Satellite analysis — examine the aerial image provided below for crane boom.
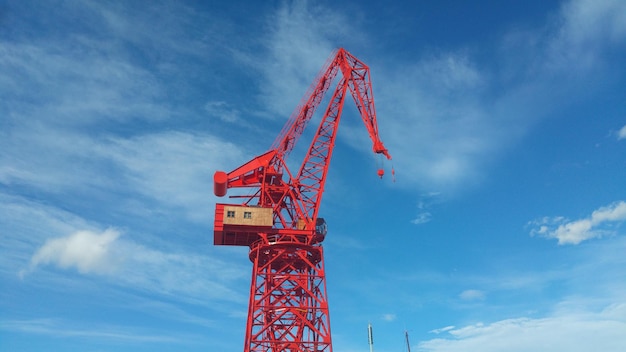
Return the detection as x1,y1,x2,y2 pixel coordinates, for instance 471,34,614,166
214,48,391,240
270,49,391,162
212,48,391,352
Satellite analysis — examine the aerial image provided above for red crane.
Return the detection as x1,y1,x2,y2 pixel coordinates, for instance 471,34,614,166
213,48,392,352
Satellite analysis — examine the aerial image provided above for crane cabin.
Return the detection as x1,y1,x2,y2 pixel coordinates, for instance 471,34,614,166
214,204,273,246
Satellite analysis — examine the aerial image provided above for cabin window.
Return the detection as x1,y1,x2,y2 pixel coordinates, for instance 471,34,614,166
227,210,235,218
244,211,252,219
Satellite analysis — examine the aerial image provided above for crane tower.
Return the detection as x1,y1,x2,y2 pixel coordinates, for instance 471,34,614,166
213,48,391,352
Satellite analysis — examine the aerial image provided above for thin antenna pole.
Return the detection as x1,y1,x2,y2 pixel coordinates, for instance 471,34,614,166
405,330,411,352
368,323,374,352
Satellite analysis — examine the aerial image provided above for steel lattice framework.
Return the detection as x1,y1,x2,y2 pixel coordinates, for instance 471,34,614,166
213,48,391,352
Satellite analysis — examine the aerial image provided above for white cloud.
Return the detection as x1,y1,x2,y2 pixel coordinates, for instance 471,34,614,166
20,225,248,303
111,240,247,303
256,0,613,195
418,303,626,352
1,25,169,195
0,1,248,219
0,318,182,343
373,54,491,192
529,201,626,245
259,2,353,117
459,289,486,301
368,0,626,194
382,313,396,322
412,192,442,224
204,101,241,123
2,195,248,305
429,326,455,335
1,126,244,223
556,0,626,61
591,201,626,222
104,131,245,222
411,212,432,225
618,125,626,140
26,228,121,275
1,0,255,314
416,234,626,351
0,40,167,126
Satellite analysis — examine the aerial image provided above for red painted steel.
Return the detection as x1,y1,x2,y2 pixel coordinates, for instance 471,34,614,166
214,171,228,197
213,48,391,352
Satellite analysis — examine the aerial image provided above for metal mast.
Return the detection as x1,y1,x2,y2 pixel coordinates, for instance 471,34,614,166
368,323,374,352
212,48,391,352
405,331,411,352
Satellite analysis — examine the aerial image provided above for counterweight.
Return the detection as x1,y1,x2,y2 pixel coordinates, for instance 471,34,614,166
213,48,391,352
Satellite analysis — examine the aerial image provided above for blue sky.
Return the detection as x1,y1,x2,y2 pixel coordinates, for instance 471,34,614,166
1,0,625,351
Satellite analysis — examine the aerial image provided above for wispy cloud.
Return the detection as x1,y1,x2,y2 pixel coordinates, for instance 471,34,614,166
1,39,168,126
103,131,245,222
382,313,397,322
0,194,97,277
459,289,486,301
411,192,442,224
259,2,354,117
204,101,242,124
552,0,626,70
413,233,626,351
0,318,186,344
618,125,626,140
418,302,626,352
243,0,626,195
20,225,248,304
372,0,625,193
0,0,258,231
411,212,433,225
0,1,257,331
1,126,244,223
1,193,248,306
529,201,626,245
429,325,455,335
